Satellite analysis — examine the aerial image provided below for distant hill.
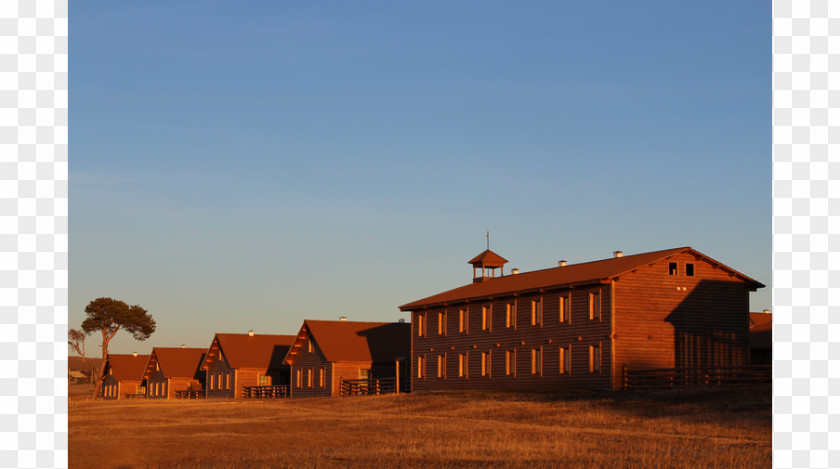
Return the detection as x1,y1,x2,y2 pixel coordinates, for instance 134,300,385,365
69,356,102,375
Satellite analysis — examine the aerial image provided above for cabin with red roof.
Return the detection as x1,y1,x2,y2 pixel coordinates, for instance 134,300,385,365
283,320,411,398
143,347,206,399
400,247,765,391
101,353,149,400
201,332,295,398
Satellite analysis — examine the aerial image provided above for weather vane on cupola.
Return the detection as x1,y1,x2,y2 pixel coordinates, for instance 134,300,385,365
469,231,508,283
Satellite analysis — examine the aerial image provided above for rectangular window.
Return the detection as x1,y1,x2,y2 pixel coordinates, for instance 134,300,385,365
417,355,424,379
589,344,601,373
669,262,678,275
481,306,489,331
258,374,269,386
307,369,312,388
209,375,215,391
437,354,444,378
458,353,466,378
531,298,542,326
559,295,570,323
226,374,231,390
589,291,601,321
560,346,570,375
296,369,302,388
459,308,467,333
481,352,488,377
685,263,695,276
505,350,515,376
417,313,425,337
506,302,516,329
308,339,313,353
531,348,542,375
438,311,445,335
319,368,325,388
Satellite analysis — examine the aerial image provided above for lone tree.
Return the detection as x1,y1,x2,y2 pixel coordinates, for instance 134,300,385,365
79,297,156,400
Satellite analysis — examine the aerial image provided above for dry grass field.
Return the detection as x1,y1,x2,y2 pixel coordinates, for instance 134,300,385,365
69,385,770,469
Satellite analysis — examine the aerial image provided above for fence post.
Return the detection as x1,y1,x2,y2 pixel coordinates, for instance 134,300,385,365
622,365,628,389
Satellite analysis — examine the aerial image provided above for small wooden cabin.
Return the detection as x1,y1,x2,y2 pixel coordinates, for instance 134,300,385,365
68,356,101,385
101,353,149,400
283,320,411,398
201,332,296,399
749,312,772,365
400,247,765,391
143,347,206,399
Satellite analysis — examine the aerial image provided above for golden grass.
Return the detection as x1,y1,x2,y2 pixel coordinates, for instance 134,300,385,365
69,386,770,469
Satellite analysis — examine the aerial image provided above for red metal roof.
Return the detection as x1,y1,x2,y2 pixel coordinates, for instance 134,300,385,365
468,249,508,267
202,333,296,370
143,347,206,381
400,247,764,310
285,320,410,365
104,354,149,382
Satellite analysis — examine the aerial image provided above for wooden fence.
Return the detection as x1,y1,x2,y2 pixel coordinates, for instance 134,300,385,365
339,378,400,396
241,385,289,399
174,390,205,399
622,365,772,390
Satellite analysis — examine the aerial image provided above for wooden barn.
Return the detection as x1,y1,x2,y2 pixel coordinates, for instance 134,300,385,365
400,247,765,391
143,347,206,399
283,320,411,397
201,331,295,399
101,353,149,399
749,311,772,365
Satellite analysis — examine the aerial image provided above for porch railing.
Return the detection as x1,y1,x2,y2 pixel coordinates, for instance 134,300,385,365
241,385,289,399
174,390,205,399
622,365,772,390
339,378,398,396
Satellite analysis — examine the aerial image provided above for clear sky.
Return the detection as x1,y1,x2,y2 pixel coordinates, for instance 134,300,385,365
70,1,770,355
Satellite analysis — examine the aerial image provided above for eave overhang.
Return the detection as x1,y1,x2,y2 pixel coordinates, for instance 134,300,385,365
399,278,610,312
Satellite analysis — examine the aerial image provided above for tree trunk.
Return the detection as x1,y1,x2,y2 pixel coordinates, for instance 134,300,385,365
91,330,114,400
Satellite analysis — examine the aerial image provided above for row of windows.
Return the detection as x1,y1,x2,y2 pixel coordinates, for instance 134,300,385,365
148,381,167,397
416,344,600,379
417,290,602,337
208,372,232,391
295,368,327,389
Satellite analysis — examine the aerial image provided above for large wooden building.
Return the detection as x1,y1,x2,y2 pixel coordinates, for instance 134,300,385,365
143,347,206,399
101,353,149,400
283,320,410,397
200,332,295,398
749,311,772,365
400,247,764,391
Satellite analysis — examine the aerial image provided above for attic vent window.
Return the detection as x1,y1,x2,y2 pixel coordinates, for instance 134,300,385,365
685,263,695,276
669,262,678,275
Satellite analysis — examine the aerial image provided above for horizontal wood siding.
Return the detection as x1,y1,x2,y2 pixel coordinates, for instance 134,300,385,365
236,369,267,397
102,377,142,400
411,286,613,391
206,359,236,399
332,362,373,397
146,371,168,399
289,339,333,398
613,253,751,389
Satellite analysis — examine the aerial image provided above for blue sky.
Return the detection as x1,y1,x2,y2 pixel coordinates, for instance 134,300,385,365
70,1,770,354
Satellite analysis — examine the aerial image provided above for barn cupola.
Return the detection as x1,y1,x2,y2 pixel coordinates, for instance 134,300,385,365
468,249,508,283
